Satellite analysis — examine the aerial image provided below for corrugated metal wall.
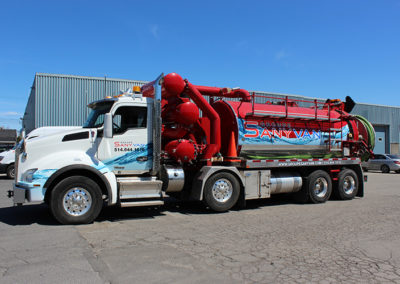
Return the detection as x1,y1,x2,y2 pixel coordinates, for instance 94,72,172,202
22,73,400,151
352,103,400,143
22,81,36,132
23,73,146,132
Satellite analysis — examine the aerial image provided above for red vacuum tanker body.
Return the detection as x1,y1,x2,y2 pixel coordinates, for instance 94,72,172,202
157,73,374,164
9,72,375,225
142,72,374,213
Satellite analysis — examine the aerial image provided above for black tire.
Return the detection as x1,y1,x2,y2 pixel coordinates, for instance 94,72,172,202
335,169,358,200
381,164,390,173
203,172,240,212
306,170,332,203
50,176,103,225
396,170,400,174
6,164,15,179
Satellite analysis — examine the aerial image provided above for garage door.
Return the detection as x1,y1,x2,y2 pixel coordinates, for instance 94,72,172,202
373,125,387,154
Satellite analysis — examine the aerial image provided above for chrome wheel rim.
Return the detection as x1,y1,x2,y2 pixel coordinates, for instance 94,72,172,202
212,179,233,203
63,187,92,216
314,177,328,198
343,176,355,195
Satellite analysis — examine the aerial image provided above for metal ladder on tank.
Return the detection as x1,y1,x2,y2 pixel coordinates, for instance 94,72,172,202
327,102,344,154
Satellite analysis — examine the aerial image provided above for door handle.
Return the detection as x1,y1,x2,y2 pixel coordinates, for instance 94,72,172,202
136,156,148,162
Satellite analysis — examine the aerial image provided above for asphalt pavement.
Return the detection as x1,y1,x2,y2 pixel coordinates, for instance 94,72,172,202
0,172,400,283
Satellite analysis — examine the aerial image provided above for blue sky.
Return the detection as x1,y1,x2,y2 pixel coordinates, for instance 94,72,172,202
0,0,399,130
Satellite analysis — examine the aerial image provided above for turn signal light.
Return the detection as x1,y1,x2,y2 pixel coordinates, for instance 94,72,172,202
133,86,141,93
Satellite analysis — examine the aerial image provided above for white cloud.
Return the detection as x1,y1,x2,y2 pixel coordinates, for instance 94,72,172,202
275,50,289,60
150,24,159,39
0,111,21,117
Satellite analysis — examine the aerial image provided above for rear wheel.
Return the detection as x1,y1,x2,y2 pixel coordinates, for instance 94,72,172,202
203,172,240,212
6,164,15,179
381,164,390,173
306,170,332,203
396,170,400,174
335,169,358,200
50,176,103,224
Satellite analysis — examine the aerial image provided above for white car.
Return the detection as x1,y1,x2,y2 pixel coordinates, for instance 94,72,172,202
0,148,15,179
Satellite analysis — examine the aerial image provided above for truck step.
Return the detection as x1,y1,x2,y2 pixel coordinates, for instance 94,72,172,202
120,200,164,208
118,176,163,200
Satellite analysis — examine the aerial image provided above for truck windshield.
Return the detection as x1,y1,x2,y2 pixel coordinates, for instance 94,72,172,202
83,102,113,128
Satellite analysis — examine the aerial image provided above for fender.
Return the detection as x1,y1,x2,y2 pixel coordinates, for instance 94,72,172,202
43,164,115,205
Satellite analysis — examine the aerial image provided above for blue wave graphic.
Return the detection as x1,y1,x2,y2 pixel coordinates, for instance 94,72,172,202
18,169,58,193
32,169,57,180
99,143,153,171
238,119,349,146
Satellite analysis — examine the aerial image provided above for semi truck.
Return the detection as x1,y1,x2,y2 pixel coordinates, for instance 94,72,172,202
9,73,375,224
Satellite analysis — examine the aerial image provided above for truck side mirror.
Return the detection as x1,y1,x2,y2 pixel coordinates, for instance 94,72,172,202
104,113,113,138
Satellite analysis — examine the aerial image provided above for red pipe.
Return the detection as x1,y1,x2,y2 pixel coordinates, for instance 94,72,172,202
186,82,221,159
193,85,251,102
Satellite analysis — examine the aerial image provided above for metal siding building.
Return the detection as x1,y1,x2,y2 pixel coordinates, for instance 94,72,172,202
23,73,147,132
23,73,400,154
352,103,400,154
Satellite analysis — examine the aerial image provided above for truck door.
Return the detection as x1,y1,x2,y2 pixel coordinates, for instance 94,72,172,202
97,103,152,174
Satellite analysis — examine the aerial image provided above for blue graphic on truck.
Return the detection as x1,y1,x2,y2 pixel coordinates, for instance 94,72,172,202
238,119,349,146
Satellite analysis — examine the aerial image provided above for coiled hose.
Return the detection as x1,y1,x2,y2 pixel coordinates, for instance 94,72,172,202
354,114,376,150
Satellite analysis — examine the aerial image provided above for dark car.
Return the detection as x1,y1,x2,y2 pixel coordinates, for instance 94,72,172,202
362,154,400,173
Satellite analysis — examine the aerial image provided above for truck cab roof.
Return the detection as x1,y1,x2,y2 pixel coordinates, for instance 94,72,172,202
88,93,148,108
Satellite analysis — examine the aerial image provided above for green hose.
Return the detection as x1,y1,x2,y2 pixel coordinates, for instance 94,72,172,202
354,114,375,150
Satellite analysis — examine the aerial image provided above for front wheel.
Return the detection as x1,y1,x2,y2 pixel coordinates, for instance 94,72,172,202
6,164,15,179
203,172,240,212
50,176,103,224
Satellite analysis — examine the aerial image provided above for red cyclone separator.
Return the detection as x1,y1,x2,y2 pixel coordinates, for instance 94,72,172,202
186,82,221,159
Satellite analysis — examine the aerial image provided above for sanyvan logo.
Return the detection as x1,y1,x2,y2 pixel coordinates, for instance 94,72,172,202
244,121,321,139
114,142,133,147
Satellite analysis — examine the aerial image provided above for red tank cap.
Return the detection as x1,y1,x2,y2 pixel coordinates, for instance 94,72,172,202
163,73,185,97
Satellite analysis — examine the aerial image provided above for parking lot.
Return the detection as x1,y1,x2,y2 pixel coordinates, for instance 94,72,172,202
0,172,400,283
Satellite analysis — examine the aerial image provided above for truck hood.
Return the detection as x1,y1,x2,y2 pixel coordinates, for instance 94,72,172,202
25,127,96,147
26,126,82,140
17,127,99,184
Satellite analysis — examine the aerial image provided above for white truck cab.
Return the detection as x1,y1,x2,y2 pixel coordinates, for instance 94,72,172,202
11,77,163,224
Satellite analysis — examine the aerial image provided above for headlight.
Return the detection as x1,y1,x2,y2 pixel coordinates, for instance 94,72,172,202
22,168,38,183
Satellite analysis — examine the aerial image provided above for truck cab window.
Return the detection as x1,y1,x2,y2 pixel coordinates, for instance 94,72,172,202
113,106,147,135
83,102,113,128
